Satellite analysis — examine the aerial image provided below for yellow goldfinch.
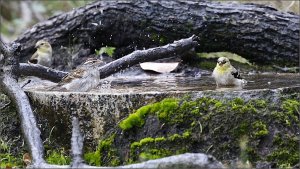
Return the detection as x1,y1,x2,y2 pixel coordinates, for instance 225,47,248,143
212,57,247,87
29,40,52,67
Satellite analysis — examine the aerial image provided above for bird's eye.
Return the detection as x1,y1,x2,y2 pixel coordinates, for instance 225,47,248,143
40,43,44,45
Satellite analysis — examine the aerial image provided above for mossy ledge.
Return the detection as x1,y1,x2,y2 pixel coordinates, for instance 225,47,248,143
84,96,300,168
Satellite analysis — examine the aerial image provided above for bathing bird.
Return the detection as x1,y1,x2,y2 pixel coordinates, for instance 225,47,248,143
212,57,247,87
29,40,52,67
56,58,104,92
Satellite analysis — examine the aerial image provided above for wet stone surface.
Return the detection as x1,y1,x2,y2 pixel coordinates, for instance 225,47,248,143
25,73,300,148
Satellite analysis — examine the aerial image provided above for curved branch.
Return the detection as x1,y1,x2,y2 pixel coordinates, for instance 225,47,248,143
19,63,67,82
98,35,199,79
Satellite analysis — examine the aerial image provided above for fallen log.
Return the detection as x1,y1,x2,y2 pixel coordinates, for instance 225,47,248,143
14,0,299,66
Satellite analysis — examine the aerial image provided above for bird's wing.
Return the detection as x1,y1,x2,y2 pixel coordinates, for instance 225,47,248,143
59,68,85,84
29,52,39,64
230,66,242,79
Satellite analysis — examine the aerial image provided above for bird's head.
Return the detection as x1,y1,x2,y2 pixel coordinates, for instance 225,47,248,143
83,58,104,67
217,57,230,67
35,40,52,53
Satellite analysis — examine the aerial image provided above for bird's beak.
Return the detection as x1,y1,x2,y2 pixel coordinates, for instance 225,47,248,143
218,61,226,66
34,44,39,49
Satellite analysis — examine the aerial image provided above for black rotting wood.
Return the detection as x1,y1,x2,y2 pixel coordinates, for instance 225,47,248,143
14,0,299,66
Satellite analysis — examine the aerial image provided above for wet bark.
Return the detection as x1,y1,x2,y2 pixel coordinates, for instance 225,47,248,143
14,0,299,65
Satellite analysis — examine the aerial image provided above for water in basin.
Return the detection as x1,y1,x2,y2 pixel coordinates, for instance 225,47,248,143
93,73,300,94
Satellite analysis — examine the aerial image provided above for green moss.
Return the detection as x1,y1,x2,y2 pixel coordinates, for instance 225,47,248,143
0,153,22,168
241,104,257,114
139,149,172,161
252,121,269,138
46,148,71,165
232,98,245,105
233,120,269,139
253,100,267,108
119,98,178,131
0,138,23,168
131,136,165,151
267,134,300,167
234,122,250,137
130,132,191,163
155,137,166,143
95,46,116,57
169,134,181,142
282,99,300,113
271,111,291,126
267,149,299,167
182,131,191,139
84,134,120,166
281,99,300,122
119,104,151,131
140,137,155,146
107,96,300,166
84,151,101,166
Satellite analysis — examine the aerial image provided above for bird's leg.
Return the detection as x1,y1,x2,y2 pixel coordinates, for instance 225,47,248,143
21,79,31,88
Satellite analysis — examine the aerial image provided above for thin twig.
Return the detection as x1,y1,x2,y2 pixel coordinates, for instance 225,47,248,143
0,101,11,110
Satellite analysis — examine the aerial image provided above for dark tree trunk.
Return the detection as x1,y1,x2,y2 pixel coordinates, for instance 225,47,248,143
15,0,299,66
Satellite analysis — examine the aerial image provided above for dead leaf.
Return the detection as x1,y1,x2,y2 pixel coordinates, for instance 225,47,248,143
140,62,179,73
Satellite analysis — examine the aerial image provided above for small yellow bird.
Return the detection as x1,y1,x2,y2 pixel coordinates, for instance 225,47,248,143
212,57,247,87
29,40,52,67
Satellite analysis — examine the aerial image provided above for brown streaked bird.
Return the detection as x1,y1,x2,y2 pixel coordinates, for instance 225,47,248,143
57,58,104,92
29,40,52,67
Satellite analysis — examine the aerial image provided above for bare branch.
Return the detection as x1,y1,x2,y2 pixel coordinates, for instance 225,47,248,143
19,63,67,82
98,35,199,79
70,116,85,168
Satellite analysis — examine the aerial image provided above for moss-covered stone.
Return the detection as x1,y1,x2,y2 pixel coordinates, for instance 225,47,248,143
93,96,300,167
267,134,300,168
84,134,120,166
119,98,178,131
129,131,191,163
